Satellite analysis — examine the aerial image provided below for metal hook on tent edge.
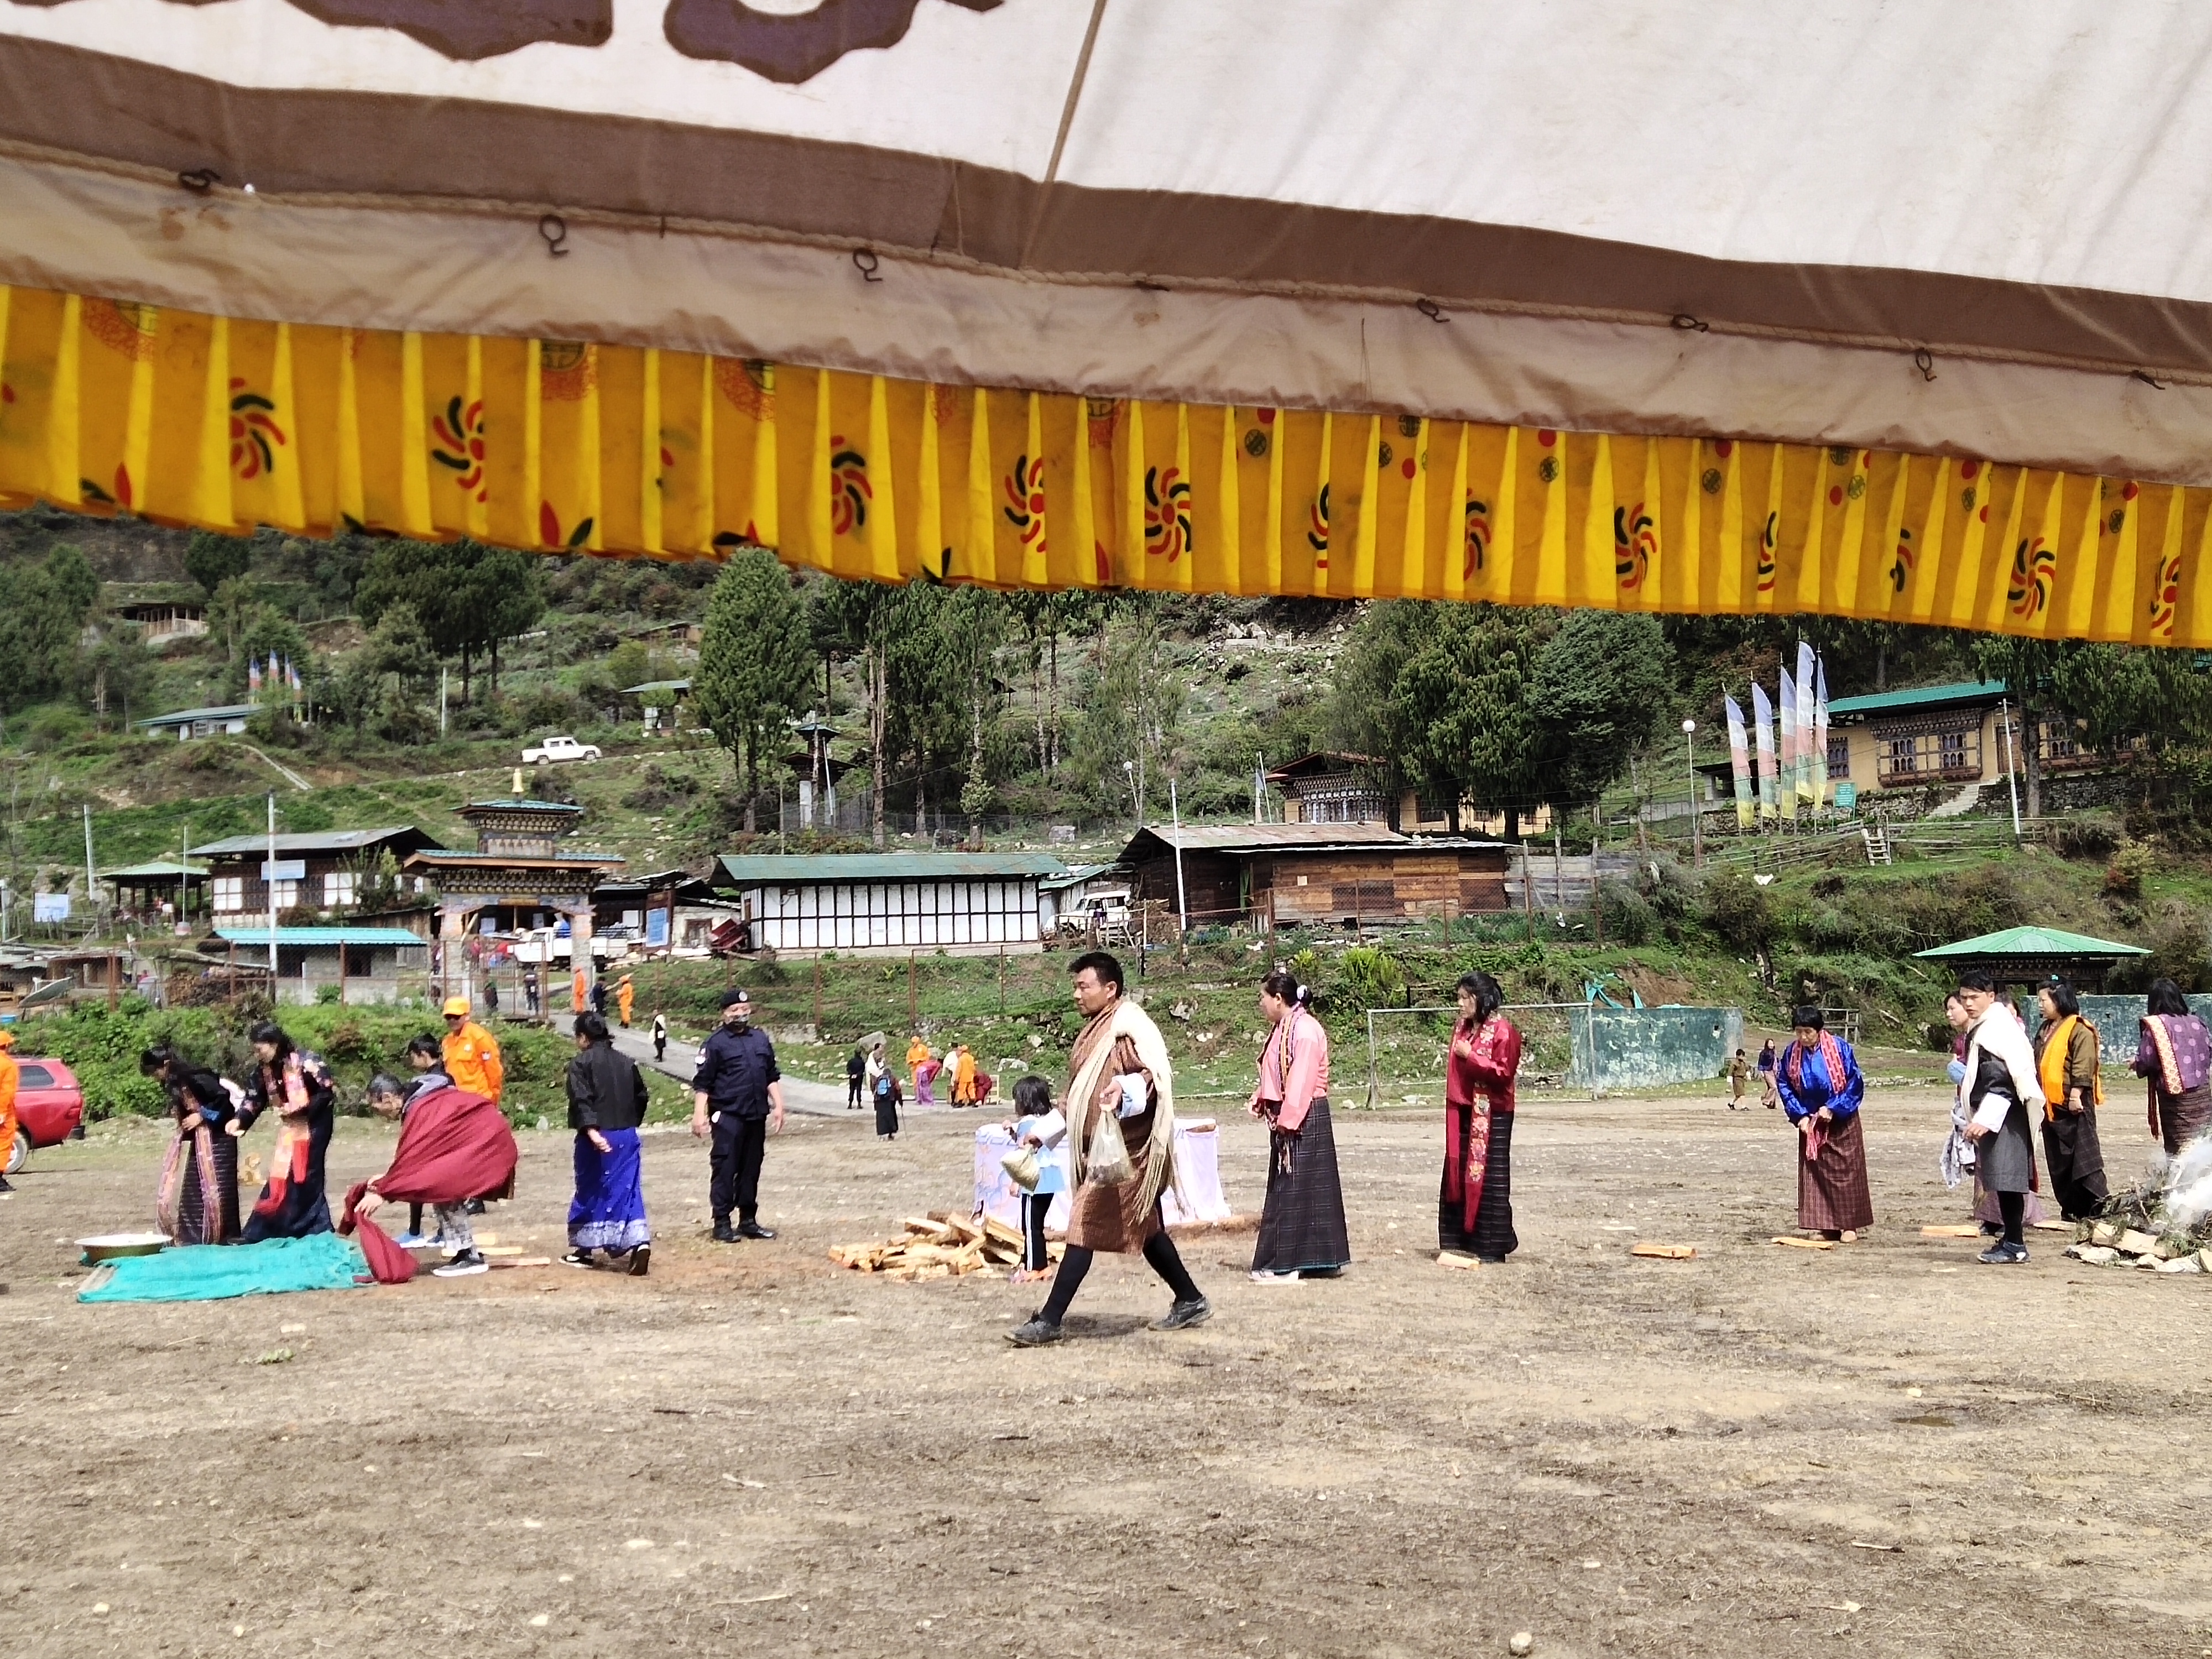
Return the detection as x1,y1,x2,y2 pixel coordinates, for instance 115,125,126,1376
1913,348,1937,383
853,247,882,283
539,214,569,257
177,168,219,194
1415,298,1448,324
2132,369,2167,390
1670,313,1708,333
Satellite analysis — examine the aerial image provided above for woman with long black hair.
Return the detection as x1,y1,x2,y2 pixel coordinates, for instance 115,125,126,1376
1441,971,1522,1262
143,1043,241,1245
1246,969,1350,1282
235,1020,339,1241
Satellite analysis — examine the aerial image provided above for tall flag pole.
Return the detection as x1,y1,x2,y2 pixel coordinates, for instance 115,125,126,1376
1794,639,1818,804
1724,693,1755,829
1812,654,1830,809
1777,665,1799,822
1751,681,1778,823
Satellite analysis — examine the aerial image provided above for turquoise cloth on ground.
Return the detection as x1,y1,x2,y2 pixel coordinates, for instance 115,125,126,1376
78,1233,368,1303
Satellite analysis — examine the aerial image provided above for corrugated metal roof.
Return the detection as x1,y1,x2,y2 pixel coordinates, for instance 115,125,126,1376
138,703,257,726
102,860,208,879
213,927,428,947
715,852,1068,885
1914,925,2148,959
190,826,439,857
1126,823,1408,853
1827,679,2008,718
1039,863,1115,889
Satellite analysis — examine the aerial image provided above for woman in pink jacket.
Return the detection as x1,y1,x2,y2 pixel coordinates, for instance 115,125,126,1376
1246,970,1350,1282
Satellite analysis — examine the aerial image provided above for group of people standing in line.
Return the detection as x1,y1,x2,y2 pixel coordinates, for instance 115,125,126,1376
1758,970,2212,1266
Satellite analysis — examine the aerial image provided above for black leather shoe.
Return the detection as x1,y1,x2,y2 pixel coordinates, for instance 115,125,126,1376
737,1222,776,1240
712,1223,738,1243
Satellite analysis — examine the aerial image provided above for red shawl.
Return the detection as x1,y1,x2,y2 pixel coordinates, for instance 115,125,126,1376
1785,1030,1848,1094
340,1086,519,1285
1444,1015,1522,1234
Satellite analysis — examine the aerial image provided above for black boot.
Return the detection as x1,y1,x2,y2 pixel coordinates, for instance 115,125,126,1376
712,1222,739,1244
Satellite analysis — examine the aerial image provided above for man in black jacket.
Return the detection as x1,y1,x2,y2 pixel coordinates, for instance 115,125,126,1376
691,989,785,1243
566,1011,654,1275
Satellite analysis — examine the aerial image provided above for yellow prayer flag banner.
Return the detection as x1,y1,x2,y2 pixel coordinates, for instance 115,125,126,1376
0,284,2199,646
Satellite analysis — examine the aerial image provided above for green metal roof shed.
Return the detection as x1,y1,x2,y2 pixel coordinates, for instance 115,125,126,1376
1914,924,2149,984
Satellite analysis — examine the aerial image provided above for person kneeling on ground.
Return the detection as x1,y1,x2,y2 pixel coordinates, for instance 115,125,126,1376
567,1012,654,1275
1006,952,1208,1345
343,1073,520,1281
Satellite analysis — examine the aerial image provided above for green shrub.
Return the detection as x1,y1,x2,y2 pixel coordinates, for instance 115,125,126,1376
1595,880,1653,946
1699,868,1775,952
2050,813,2124,860
2104,842,2155,900
1334,946,1406,1010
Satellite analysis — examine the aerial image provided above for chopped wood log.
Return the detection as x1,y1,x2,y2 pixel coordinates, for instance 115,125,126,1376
1435,1251,1483,1271
1773,1236,1836,1251
488,1256,554,1269
1920,1225,1982,1238
1629,1242,1696,1260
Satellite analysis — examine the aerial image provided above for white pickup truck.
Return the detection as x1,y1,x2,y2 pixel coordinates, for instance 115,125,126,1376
522,734,603,765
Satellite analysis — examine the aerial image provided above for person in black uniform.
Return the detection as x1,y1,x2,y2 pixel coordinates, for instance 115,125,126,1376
845,1044,867,1111
692,988,786,1243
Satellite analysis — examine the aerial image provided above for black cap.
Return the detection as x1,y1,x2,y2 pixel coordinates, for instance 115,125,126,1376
719,988,752,1009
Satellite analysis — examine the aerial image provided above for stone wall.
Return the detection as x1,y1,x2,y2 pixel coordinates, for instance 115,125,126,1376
2074,994,2212,1065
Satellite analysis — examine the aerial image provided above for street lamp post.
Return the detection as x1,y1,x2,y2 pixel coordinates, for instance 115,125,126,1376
1682,718,1702,868
1123,759,1139,830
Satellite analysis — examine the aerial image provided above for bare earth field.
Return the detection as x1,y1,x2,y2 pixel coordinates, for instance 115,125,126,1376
3,1088,2209,1659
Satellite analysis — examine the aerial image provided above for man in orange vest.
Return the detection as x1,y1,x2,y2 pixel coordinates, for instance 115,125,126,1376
0,1029,18,1194
441,997,504,1104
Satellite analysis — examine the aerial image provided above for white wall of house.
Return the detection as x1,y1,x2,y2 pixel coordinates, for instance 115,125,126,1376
736,878,1044,954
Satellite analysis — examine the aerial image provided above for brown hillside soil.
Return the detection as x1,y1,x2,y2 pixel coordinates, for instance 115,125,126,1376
1,1092,2201,1657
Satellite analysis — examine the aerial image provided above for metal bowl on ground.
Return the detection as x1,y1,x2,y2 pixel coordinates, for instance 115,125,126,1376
77,1232,170,1265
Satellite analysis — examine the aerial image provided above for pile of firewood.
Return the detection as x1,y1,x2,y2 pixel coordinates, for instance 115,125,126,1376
830,1212,1062,1281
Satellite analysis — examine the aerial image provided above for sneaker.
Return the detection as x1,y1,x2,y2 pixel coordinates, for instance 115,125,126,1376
1152,1296,1212,1332
392,1232,430,1249
711,1223,739,1244
0,1175,13,1193
625,1244,651,1277
737,1222,777,1240
433,1250,489,1277
1977,1241,2028,1265
464,1198,487,1216
1249,1269,1302,1285
1005,1316,1065,1347
561,1249,593,1268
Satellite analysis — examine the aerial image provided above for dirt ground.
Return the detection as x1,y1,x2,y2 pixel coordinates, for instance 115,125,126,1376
4,1087,2210,1659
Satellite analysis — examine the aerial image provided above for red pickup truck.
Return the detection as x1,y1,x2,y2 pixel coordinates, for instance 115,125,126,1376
7,1057,85,1175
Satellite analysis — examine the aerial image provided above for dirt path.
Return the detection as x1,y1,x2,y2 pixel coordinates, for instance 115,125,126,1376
3,1089,2205,1658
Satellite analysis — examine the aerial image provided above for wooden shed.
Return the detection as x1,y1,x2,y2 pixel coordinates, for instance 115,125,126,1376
1117,826,1511,928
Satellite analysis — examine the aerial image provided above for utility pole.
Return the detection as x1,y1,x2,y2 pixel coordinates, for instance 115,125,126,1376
266,791,279,983
1682,718,1702,868
82,804,98,929
1999,700,2023,842
439,666,449,738
1170,776,1188,935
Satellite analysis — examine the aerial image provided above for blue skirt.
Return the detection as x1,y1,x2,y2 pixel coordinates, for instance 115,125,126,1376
570,1128,651,1253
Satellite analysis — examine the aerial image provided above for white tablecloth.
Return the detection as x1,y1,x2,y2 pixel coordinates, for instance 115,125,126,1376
973,1119,1233,1231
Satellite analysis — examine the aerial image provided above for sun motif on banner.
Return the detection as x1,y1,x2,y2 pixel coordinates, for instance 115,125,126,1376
1003,453,1046,554
2104,479,2138,538
1307,483,1330,565
540,504,594,549
2008,535,2056,619
2151,544,2183,640
430,395,486,500
712,358,776,422
1463,496,1490,578
1144,466,1191,562
1613,499,1655,592
228,379,286,481
828,436,870,535
1888,525,1914,593
1756,510,1779,594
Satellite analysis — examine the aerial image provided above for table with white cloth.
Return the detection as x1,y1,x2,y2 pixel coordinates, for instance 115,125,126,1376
972,1120,1233,1232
